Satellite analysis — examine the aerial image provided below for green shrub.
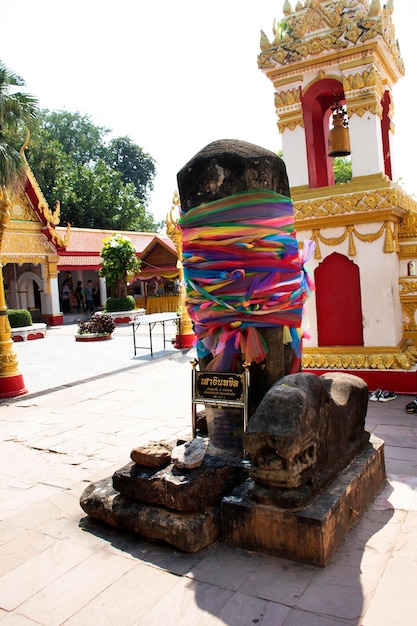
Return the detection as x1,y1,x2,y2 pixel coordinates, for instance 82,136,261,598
105,295,135,312
7,309,33,328
77,313,116,335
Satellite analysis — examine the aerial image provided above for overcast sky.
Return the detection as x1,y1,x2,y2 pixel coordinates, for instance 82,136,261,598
2,0,416,223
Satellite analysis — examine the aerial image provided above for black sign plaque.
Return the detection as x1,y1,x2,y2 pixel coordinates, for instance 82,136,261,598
195,372,244,403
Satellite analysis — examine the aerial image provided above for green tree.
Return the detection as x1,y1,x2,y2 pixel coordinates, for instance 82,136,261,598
0,61,38,189
5,109,160,231
333,156,352,184
99,233,141,298
33,109,109,165
102,136,156,205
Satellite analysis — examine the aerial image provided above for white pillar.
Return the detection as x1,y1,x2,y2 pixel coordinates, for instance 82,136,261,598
26,282,35,308
99,276,107,307
349,113,385,178
43,276,61,315
282,125,310,189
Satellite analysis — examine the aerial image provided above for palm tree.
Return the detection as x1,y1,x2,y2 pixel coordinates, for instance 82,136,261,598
0,61,38,397
0,60,38,189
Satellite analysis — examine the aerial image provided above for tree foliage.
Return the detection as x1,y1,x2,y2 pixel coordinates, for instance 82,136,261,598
99,233,141,298
5,109,161,231
0,61,38,189
333,156,352,184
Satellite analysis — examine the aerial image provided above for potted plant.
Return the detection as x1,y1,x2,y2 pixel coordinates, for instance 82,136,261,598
99,234,143,323
75,313,116,342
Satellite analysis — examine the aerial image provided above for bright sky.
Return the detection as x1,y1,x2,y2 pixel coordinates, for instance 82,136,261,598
2,0,416,223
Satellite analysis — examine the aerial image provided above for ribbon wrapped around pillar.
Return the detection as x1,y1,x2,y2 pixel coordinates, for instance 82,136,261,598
178,188,314,371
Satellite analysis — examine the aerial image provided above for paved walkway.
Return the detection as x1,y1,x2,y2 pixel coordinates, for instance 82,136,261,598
0,323,416,625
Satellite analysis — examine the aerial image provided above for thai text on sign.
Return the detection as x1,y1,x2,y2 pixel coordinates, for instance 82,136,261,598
195,372,244,403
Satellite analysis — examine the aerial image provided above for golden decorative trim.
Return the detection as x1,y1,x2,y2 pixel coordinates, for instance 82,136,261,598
1,254,58,265
274,87,301,108
3,231,57,256
401,298,417,332
347,99,381,118
0,189,11,251
272,74,304,89
293,186,411,221
399,210,417,239
340,55,375,71
259,0,404,76
399,280,417,295
343,67,376,91
310,221,395,259
19,144,68,249
302,343,417,371
47,260,58,279
278,116,305,133
399,245,417,258
291,173,394,202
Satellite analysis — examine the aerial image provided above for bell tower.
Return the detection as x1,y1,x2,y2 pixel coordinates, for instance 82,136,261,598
259,0,417,391
259,0,402,191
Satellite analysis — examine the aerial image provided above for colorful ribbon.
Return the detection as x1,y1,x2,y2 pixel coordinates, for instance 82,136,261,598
178,189,314,371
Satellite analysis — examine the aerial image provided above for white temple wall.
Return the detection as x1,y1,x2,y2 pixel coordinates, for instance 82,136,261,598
299,223,402,349
283,125,309,188
349,113,385,178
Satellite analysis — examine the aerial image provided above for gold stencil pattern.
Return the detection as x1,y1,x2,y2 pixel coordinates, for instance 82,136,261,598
302,344,417,371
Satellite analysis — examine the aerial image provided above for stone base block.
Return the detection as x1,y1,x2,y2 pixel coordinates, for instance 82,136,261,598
221,434,385,567
113,455,248,511
80,477,220,553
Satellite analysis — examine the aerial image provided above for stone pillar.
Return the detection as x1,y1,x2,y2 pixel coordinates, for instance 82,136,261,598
177,139,296,457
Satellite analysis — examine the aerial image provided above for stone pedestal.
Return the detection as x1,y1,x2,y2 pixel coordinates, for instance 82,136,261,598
80,478,221,553
221,434,385,567
80,454,249,553
113,455,248,511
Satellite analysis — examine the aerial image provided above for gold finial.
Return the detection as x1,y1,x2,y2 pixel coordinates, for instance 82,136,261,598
166,190,195,347
19,129,30,156
283,0,293,16
368,0,381,17
166,191,181,252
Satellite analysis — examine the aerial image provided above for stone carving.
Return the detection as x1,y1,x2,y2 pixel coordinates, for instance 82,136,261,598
243,371,370,509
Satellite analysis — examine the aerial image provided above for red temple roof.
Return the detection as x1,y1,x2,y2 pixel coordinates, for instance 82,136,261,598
55,227,176,271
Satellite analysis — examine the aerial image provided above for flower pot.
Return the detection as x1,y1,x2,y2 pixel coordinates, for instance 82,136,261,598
75,333,112,342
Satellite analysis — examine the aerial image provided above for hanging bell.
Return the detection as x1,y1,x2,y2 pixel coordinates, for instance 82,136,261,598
328,103,351,157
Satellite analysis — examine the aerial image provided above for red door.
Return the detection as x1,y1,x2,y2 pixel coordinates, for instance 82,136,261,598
315,252,364,346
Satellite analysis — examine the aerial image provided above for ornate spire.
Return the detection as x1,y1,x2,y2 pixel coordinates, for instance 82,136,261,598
283,0,293,16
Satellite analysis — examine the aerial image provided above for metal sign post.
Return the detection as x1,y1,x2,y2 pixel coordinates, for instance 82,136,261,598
191,359,250,459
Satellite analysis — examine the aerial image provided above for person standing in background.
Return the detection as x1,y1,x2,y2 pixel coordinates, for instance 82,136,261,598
75,280,85,312
61,279,72,314
85,280,95,314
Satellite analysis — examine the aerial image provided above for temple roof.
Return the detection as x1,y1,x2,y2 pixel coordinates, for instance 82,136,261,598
55,227,176,271
259,0,404,77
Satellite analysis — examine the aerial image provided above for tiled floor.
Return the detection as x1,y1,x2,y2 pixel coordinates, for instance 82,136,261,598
0,324,416,625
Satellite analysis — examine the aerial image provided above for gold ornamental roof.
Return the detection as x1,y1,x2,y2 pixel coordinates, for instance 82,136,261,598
259,0,404,77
